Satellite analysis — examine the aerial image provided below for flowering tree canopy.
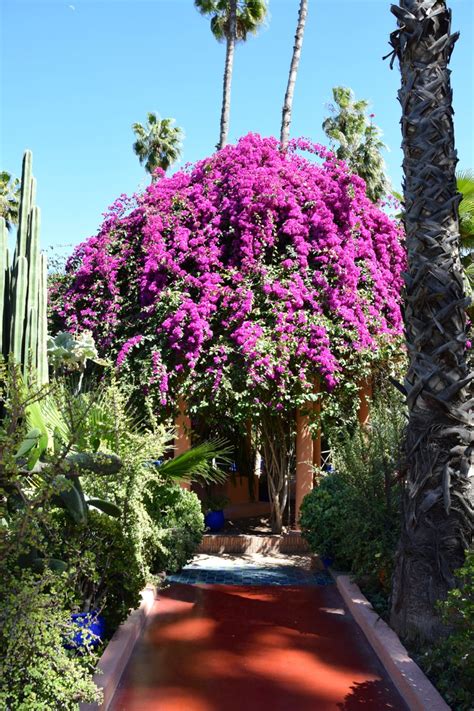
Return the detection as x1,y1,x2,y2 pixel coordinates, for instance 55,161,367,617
56,134,405,421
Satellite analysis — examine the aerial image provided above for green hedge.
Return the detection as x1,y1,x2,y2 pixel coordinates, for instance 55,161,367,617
300,397,404,601
143,482,205,574
421,551,474,711
0,570,101,710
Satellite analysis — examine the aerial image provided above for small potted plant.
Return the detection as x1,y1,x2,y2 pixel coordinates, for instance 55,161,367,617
202,495,229,533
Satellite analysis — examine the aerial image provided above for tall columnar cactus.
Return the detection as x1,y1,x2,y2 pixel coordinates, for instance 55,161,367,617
1,151,48,384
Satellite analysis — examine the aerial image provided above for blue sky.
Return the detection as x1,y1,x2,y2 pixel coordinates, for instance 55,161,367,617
1,0,473,254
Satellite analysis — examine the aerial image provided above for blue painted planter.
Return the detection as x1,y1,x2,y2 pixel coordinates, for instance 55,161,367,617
321,555,334,569
204,509,225,532
66,611,105,651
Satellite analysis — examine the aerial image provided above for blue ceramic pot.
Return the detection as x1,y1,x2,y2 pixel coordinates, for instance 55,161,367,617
204,509,225,532
66,611,106,651
321,555,334,569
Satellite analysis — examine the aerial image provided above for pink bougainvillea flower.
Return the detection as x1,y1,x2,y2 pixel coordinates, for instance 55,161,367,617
54,134,405,414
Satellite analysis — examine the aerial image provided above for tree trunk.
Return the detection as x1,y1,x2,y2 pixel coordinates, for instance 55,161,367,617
260,412,295,533
388,0,474,643
280,0,308,150
218,0,237,150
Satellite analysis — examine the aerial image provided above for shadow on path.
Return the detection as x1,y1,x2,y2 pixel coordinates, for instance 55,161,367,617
111,582,407,711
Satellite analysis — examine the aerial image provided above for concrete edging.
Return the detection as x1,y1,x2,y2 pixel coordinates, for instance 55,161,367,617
80,584,157,711
335,574,450,711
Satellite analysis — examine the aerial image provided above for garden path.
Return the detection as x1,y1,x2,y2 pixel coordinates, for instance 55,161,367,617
110,553,407,711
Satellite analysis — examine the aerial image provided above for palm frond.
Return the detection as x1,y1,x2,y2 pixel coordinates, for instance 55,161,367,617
194,0,218,14
156,439,233,484
132,113,183,175
457,170,474,198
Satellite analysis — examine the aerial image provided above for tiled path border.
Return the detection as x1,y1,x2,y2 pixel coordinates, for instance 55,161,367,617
167,564,332,586
335,574,450,711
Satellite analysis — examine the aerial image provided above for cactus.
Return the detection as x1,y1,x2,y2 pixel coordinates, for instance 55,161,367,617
0,218,8,354
1,151,48,383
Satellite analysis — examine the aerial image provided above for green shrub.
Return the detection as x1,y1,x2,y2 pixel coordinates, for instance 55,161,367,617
0,570,101,710
421,551,474,710
74,380,228,579
300,396,405,598
143,482,205,574
50,510,146,633
299,473,351,567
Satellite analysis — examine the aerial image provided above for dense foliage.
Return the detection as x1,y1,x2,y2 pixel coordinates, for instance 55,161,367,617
56,134,404,422
0,354,219,708
0,364,104,708
300,396,405,607
143,482,205,574
50,510,145,633
323,86,389,203
0,570,101,710
0,170,20,231
421,551,474,711
73,377,223,577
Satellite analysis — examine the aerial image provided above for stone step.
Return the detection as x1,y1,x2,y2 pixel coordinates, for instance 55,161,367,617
198,532,310,555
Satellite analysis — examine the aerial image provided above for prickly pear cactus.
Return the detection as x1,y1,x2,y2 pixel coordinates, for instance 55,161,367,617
1,151,48,383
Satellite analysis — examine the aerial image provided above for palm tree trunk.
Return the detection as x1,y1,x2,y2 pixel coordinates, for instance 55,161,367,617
280,0,308,150
218,0,237,150
388,0,474,643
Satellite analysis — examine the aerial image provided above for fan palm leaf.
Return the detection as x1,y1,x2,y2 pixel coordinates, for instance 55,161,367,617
132,113,184,179
156,439,233,484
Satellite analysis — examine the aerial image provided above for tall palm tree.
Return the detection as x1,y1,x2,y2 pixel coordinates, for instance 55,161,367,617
280,0,308,150
0,171,20,231
388,1,473,642
322,87,389,202
132,113,184,179
195,0,268,150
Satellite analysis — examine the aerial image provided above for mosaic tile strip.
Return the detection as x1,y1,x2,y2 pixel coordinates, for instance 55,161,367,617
167,566,333,587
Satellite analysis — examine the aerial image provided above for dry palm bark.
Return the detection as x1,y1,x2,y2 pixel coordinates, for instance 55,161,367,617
219,0,237,150
388,0,473,642
280,0,308,150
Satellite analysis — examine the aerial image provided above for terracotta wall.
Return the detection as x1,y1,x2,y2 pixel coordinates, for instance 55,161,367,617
224,475,254,504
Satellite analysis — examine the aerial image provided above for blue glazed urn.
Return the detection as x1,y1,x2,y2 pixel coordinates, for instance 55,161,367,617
204,509,225,532
66,611,106,651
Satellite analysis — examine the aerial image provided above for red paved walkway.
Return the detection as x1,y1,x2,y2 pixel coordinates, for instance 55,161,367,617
111,583,407,711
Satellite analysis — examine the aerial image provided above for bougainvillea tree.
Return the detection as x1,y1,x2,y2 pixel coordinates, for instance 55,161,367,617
54,133,405,530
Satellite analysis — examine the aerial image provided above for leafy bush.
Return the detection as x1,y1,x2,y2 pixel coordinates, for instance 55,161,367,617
0,363,130,708
50,510,146,633
70,379,230,577
143,482,205,574
300,396,405,598
299,473,351,567
0,359,224,708
0,569,101,710
420,551,474,710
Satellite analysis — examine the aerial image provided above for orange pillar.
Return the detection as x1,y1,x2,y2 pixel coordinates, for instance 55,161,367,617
175,396,191,489
295,408,314,524
357,376,373,426
312,382,322,473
